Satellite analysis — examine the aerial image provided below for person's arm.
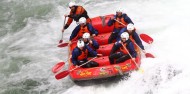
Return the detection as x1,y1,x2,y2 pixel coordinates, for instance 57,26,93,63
107,15,116,26
64,11,74,29
71,48,80,66
132,31,145,50
86,45,97,57
91,39,99,49
69,25,80,41
123,14,134,24
87,24,98,36
127,40,137,58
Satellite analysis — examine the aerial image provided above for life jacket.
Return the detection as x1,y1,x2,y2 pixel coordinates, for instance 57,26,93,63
74,6,91,23
75,6,85,15
67,6,85,25
77,48,88,60
119,43,129,54
69,6,85,17
114,16,128,29
77,25,90,38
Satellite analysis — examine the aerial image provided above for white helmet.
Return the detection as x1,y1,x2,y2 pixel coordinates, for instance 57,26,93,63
79,17,86,24
82,33,90,39
127,23,135,31
116,8,123,13
69,1,76,7
77,40,85,48
120,32,129,40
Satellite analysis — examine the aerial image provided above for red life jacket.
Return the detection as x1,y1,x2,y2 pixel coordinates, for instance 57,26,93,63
67,6,91,25
119,43,129,54
114,17,128,29
77,48,88,60
75,6,91,23
77,25,90,38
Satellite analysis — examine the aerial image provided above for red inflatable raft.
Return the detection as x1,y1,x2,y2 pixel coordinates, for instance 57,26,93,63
68,14,141,81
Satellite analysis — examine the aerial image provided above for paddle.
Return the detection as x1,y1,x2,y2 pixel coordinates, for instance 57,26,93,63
140,34,153,44
52,62,65,73
57,42,69,47
57,40,78,48
134,42,155,58
121,43,144,73
59,16,67,44
55,57,97,80
52,56,73,73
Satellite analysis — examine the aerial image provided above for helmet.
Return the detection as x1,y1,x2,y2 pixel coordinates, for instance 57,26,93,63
77,40,85,48
116,8,123,13
69,1,76,7
120,32,129,40
127,23,135,31
79,17,86,24
82,33,90,39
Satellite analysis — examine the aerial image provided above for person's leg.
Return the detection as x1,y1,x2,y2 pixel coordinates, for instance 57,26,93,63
78,60,88,68
115,54,130,64
86,61,99,68
108,29,120,44
79,60,99,68
109,52,124,64
108,32,117,44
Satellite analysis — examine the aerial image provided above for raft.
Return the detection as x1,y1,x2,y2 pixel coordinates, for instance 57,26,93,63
68,14,141,81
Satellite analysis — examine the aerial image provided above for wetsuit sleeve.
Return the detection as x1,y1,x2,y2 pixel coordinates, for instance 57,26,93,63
87,24,98,35
107,15,116,26
132,31,145,50
123,14,134,24
69,25,80,40
66,11,74,27
92,39,99,49
86,45,97,57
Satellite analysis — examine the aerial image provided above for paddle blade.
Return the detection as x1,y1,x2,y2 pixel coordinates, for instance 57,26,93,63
138,68,144,73
55,71,70,80
59,40,63,43
145,53,155,58
52,62,65,73
140,34,153,44
57,43,69,47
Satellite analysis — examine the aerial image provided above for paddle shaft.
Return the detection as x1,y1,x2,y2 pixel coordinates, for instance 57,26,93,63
114,19,127,27
121,43,140,69
69,57,97,72
133,42,146,53
60,16,67,42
